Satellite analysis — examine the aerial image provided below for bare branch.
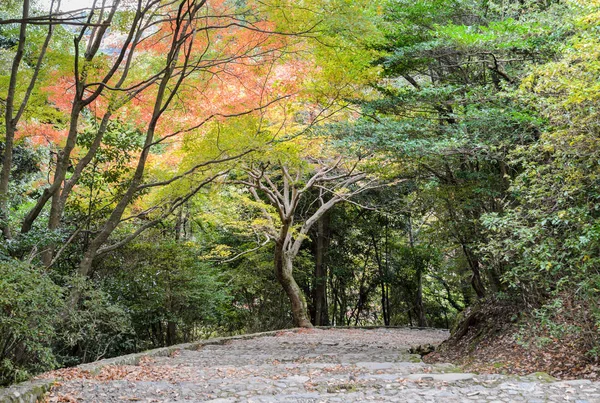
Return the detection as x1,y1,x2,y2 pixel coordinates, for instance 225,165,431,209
96,170,227,255
137,149,253,191
212,233,271,263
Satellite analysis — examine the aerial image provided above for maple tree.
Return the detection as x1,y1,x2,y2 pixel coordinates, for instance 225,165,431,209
2,0,323,287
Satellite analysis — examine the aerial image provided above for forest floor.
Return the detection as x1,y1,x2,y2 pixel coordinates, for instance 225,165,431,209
425,327,600,382
43,328,600,402
425,299,600,381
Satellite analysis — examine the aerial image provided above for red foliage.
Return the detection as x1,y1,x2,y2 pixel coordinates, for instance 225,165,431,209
17,121,67,146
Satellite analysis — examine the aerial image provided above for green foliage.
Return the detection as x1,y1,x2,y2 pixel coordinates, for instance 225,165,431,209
221,247,297,332
481,28,600,300
54,278,134,366
477,4,600,358
0,260,64,386
323,201,462,328
328,0,579,308
65,119,146,225
0,143,45,244
99,241,232,346
77,120,145,185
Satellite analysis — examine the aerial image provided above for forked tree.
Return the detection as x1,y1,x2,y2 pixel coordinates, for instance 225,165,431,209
240,156,377,327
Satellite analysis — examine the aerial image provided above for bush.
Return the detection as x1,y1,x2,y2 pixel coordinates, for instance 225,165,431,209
0,260,64,386
99,241,232,347
53,279,135,367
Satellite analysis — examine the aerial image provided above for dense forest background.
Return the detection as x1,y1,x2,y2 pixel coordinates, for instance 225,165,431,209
1,0,599,386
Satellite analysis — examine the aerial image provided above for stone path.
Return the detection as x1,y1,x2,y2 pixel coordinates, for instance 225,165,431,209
47,328,600,402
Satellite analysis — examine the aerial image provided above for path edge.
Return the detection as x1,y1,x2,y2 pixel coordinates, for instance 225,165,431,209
0,328,303,403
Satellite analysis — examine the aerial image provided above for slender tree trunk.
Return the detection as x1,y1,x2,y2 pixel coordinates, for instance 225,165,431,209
166,321,176,345
380,282,388,325
408,215,427,327
166,268,176,345
331,279,338,326
384,284,391,325
175,206,184,241
1,0,30,239
384,220,391,324
274,244,312,328
0,126,15,239
416,266,427,327
372,233,389,326
313,214,329,326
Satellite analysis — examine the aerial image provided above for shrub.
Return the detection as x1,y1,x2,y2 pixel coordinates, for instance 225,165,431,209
0,260,64,386
53,279,135,367
99,241,232,347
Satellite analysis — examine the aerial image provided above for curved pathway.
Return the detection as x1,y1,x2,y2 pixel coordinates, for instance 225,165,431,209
47,328,600,402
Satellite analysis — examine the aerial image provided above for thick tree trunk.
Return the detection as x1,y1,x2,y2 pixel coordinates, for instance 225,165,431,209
275,245,312,328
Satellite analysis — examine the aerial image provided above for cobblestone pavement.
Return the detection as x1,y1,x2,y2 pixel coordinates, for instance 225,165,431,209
48,328,600,402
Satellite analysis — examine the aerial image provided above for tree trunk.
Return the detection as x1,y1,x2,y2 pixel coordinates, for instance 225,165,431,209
175,205,184,241
1,0,29,240
416,265,427,327
275,245,312,328
166,321,176,345
331,278,338,326
384,218,391,325
372,228,390,326
462,244,486,298
408,215,427,327
312,214,329,326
